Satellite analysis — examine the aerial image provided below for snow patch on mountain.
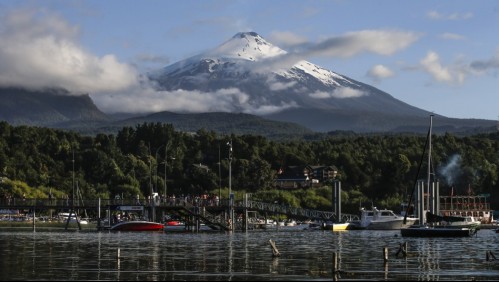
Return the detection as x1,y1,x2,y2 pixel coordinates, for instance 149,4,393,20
206,32,287,61
151,32,355,89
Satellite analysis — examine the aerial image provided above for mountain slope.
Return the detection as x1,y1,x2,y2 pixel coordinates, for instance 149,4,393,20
150,32,495,133
0,87,110,127
113,111,313,137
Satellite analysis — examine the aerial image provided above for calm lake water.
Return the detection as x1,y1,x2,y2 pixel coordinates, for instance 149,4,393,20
1,227,498,281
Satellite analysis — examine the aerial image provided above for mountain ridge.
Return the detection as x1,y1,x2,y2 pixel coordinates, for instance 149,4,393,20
0,31,495,136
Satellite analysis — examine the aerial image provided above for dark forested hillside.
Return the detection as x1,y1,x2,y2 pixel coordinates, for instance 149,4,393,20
0,121,497,213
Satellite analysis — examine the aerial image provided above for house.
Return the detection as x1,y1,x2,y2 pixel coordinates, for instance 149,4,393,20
274,165,338,189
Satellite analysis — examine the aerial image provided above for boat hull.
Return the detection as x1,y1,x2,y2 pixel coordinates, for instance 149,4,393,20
328,222,351,231
367,218,417,230
110,221,164,231
400,225,476,237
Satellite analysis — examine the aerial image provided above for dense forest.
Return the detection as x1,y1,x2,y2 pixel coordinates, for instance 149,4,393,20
0,121,497,214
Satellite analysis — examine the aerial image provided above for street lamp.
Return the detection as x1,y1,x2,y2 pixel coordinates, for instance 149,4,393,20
72,147,75,206
227,140,232,200
155,143,175,199
218,143,221,200
227,139,233,230
162,151,175,199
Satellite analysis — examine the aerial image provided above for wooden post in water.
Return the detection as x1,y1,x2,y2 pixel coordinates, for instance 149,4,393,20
269,239,280,257
117,248,121,270
332,252,338,281
383,247,389,280
32,202,36,232
396,242,408,257
97,198,101,230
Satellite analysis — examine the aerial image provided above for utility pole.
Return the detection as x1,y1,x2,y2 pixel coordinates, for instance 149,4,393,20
218,143,221,200
163,144,175,198
227,139,233,230
72,147,75,205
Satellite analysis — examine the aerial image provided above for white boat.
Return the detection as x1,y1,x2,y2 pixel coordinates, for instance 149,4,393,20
359,207,417,230
425,212,481,229
58,212,88,224
401,115,478,237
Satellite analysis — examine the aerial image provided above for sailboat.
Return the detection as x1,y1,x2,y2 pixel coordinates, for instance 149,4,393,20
400,115,478,237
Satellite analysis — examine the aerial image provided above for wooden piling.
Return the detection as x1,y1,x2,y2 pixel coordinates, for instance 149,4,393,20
490,251,497,260
332,252,338,272
269,239,280,257
396,242,408,257
383,247,389,262
332,252,339,281
486,250,496,261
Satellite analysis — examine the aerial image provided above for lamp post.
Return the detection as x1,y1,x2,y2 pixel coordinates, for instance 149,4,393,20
218,143,221,200
227,140,233,199
154,145,166,194
162,145,175,199
72,147,75,205
155,143,175,198
227,140,233,230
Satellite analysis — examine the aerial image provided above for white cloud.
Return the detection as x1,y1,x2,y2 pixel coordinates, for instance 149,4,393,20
418,51,476,85
246,29,421,74
367,64,394,82
309,87,366,99
427,10,473,20
0,7,138,93
266,75,297,91
420,51,453,83
439,33,466,40
306,29,421,57
93,82,297,115
268,31,308,48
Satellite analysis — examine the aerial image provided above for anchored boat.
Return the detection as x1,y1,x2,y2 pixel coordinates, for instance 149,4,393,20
401,115,478,238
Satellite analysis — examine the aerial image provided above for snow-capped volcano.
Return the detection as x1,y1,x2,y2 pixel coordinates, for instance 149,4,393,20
207,31,287,61
152,31,354,89
149,32,488,132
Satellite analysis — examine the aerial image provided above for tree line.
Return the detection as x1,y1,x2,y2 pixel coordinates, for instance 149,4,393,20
0,121,497,214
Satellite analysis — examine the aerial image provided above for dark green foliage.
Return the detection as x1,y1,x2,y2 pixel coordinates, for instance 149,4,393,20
0,121,497,214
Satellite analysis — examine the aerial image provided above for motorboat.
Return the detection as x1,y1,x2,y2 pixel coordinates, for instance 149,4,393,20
107,205,163,231
359,207,417,230
58,212,88,224
110,220,164,231
323,221,352,231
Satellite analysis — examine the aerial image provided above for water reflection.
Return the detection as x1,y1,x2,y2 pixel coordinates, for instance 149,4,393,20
0,229,498,280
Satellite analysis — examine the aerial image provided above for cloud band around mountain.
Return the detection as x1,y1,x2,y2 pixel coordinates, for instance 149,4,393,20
0,7,138,93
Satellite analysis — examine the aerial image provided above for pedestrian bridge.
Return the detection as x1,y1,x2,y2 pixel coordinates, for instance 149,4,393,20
0,197,359,231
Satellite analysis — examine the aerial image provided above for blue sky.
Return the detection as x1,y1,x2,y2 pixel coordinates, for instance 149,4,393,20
0,0,498,120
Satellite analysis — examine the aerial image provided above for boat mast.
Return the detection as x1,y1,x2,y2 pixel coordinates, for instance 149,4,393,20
426,115,433,219
403,115,431,224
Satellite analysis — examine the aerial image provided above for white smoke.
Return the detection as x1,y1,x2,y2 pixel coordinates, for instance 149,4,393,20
438,154,462,186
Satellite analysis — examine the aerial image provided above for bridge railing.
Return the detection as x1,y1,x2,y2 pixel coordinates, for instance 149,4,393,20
0,198,359,223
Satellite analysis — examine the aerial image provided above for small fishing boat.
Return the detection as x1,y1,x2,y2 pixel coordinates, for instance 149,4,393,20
110,220,164,231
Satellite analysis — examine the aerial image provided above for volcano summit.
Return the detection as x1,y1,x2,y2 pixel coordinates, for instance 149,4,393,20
149,32,493,133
